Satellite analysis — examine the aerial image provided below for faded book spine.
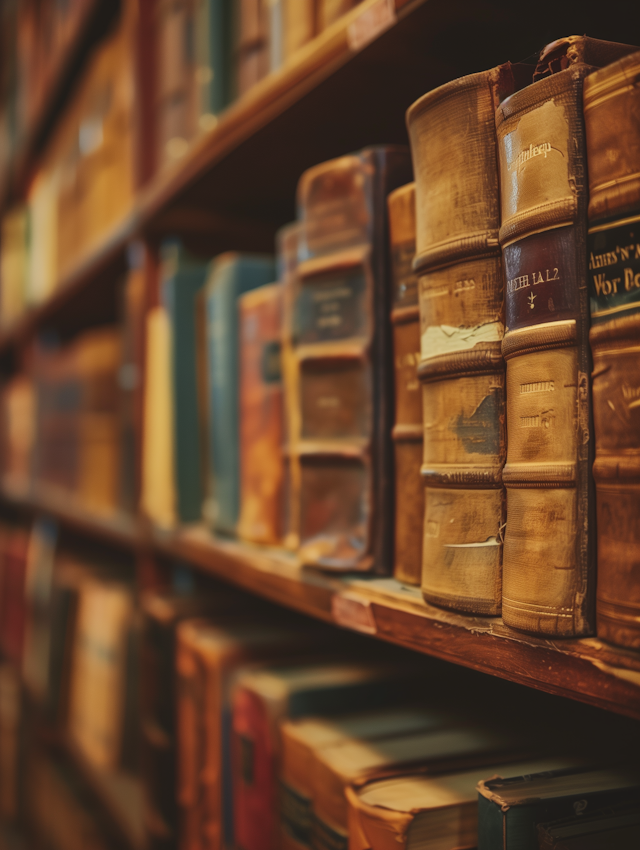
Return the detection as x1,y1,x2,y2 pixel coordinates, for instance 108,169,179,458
497,66,595,636
388,182,423,585
584,52,640,649
407,66,524,615
238,283,285,545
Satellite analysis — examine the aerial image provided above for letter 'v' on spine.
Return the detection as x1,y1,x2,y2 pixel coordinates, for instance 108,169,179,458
406,62,532,615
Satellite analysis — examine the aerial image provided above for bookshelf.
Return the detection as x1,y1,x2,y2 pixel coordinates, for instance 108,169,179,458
2,1,640,847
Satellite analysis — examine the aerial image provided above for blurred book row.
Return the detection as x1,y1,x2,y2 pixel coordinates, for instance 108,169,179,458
0,514,639,850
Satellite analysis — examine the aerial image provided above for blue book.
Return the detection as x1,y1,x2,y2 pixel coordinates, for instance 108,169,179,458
205,253,275,534
161,241,209,523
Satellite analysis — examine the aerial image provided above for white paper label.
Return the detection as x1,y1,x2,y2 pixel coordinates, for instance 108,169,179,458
420,321,504,360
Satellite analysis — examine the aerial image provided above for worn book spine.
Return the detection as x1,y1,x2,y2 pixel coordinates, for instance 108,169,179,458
407,65,529,614
290,147,412,572
238,282,285,545
496,66,595,636
584,50,640,649
387,183,423,585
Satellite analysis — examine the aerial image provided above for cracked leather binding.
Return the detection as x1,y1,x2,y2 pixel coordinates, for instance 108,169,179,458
584,50,640,650
388,183,423,585
288,148,412,572
494,38,637,636
407,63,532,615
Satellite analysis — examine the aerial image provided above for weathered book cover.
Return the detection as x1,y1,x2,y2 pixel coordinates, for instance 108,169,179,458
238,282,285,545
387,183,422,585
290,147,412,572
537,801,640,849
205,253,275,536
407,64,530,613
161,241,209,524
584,50,640,650
496,65,595,636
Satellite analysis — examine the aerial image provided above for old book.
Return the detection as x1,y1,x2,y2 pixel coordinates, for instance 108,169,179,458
67,573,134,770
312,725,514,850
22,517,58,701
407,63,532,614
280,707,447,850
583,50,640,650
205,253,275,535
238,282,285,545
235,0,270,96
142,304,176,528
537,801,640,849
161,241,209,523
477,765,640,850
387,182,422,585
0,663,21,821
495,45,628,636
0,523,29,666
1,373,35,491
290,147,412,571
176,617,331,850
346,757,573,850
194,0,232,130
283,0,315,61
233,661,422,850
120,264,146,516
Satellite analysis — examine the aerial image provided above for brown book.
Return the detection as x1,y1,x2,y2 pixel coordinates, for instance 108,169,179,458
407,64,531,614
289,148,412,572
237,283,285,545
494,41,635,636
537,802,640,850
584,50,640,650
387,183,422,585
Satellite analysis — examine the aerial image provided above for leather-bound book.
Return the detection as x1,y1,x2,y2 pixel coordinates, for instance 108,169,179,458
387,183,422,585
346,757,571,850
161,241,209,523
583,50,640,650
477,765,640,850
205,253,275,536
407,63,531,614
290,147,412,571
238,282,285,545
495,39,638,636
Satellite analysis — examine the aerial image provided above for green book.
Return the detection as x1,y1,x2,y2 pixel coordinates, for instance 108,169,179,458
538,801,640,849
161,240,210,522
477,765,640,850
205,253,275,534
195,0,232,125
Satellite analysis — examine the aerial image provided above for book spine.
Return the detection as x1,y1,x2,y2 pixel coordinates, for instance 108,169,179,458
291,148,411,572
407,68,518,614
584,52,640,649
496,66,595,636
176,625,204,850
388,182,423,585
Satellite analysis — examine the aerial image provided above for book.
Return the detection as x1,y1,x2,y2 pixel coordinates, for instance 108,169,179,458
477,765,640,850
583,50,640,649
67,572,134,770
120,262,146,516
406,63,532,613
537,801,640,849
205,252,275,535
194,0,232,130
233,661,422,850
176,617,331,850
346,757,573,850
237,282,285,545
0,663,21,821
236,0,270,97
0,523,29,666
142,303,176,528
290,147,412,571
312,725,514,850
280,707,448,850
387,182,422,585
494,39,637,636
161,241,210,523
0,373,35,491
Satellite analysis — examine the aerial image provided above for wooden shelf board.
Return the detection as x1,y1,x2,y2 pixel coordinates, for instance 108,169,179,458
3,483,640,719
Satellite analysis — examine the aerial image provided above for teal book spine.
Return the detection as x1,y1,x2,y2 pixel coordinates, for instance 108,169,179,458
196,0,232,120
161,245,209,523
206,254,276,534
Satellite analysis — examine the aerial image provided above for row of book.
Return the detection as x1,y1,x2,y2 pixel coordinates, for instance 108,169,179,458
2,515,639,850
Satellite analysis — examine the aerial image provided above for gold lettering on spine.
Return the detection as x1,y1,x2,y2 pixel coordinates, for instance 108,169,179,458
520,381,554,394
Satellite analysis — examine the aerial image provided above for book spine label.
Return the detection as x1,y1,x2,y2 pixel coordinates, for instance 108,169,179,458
300,357,371,440
294,268,368,345
588,216,640,324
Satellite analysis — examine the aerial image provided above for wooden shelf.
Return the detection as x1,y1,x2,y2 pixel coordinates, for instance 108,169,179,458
3,482,639,721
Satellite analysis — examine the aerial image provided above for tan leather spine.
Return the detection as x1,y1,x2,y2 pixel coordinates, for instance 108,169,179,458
497,66,595,636
388,183,423,584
